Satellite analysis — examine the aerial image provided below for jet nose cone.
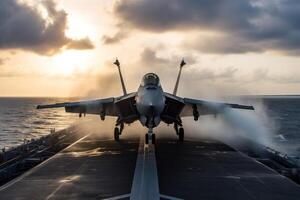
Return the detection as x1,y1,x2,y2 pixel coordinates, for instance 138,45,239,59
145,104,155,114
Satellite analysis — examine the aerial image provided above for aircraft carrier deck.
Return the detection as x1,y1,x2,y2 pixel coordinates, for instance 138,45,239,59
0,131,300,200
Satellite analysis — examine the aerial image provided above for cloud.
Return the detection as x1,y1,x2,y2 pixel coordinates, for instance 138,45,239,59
184,67,239,82
140,48,169,66
0,0,94,55
0,58,5,65
0,57,9,66
112,0,300,54
102,29,128,45
114,0,256,31
83,72,121,98
65,38,94,49
139,47,196,68
137,47,239,91
0,67,13,77
184,34,264,54
251,68,300,84
69,65,127,98
138,47,238,79
252,68,269,82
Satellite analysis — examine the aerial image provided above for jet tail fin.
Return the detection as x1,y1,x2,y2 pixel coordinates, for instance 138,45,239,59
114,58,127,95
173,59,186,95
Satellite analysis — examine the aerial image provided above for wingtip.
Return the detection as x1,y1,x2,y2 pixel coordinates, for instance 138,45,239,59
36,105,46,109
245,105,255,110
243,105,255,110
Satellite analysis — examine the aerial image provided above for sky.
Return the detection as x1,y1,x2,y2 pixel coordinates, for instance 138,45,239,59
1,0,300,97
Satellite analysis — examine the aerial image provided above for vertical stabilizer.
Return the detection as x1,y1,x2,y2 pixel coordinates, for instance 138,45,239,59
173,59,186,95
114,59,127,95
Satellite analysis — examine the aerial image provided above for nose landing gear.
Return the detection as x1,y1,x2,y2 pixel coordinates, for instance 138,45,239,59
174,123,184,142
145,128,156,145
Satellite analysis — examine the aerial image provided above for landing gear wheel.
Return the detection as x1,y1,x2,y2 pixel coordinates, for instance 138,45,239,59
145,134,149,144
151,134,156,145
114,127,120,141
179,127,184,142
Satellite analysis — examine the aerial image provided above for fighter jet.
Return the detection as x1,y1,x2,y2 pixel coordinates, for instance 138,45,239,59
37,59,254,144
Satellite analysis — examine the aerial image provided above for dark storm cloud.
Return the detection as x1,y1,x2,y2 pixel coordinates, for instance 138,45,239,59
185,35,264,54
113,0,300,54
0,0,94,55
114,0,256,31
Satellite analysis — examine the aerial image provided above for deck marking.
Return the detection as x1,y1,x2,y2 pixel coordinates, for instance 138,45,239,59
160,194,184,200
103,193,130,200
130,135,160,200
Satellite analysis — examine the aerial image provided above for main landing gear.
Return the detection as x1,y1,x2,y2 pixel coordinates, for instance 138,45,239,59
178,127,184,142
145,128,156,145
174,123,184,142
114,123,124,141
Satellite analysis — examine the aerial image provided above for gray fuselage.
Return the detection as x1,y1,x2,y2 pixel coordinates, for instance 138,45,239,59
135,73,165,128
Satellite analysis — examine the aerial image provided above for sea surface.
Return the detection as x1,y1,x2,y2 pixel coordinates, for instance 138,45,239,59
0,96,299,157
0,97,78,149
262,96,300,156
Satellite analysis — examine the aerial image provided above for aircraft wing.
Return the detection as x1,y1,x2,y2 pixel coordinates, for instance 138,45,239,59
180,97,254,117
161,93,254,123
37,97,118,117
37,93,139,123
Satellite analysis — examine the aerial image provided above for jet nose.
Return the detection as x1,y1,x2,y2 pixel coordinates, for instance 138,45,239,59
136,89,165,117
144,104,155,116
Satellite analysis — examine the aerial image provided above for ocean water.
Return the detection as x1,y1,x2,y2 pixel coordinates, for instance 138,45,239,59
0,97,299,157
262,96,300,156
0,97,78,149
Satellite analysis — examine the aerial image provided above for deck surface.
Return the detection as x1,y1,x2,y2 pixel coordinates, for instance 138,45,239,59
0,133,300,200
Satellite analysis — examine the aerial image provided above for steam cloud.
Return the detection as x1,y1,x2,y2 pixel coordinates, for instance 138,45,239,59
181,98,282,154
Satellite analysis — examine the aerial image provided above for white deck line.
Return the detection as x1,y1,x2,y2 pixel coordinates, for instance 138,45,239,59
103,193,130,200
130,135,160,200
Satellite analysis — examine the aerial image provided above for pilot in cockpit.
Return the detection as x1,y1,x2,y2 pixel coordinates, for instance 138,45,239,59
141,73,160,87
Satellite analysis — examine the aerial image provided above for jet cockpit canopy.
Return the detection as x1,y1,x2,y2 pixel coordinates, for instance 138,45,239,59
141,73,160,86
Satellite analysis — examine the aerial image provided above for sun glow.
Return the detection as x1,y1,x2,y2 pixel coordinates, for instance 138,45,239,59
51,51,91,76
65,15,97,40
